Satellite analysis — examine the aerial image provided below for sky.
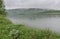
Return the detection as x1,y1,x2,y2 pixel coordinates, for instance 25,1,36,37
3,0,60,10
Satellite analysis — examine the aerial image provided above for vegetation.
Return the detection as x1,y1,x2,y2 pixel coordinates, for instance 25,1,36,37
7,8,60,16
0,0,60,39
0,0,6,15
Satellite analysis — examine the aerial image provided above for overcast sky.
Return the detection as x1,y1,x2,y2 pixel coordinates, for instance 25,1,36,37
3,0,60,10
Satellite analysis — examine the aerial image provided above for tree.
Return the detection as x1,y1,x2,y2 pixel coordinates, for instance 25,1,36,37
0,0,6,15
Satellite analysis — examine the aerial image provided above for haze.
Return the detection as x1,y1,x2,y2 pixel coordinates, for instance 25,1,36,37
4,0,60,10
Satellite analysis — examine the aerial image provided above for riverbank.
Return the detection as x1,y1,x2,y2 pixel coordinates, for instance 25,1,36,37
0,15,60,39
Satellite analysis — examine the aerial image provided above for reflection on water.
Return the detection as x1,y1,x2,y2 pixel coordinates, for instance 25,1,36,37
7,12,60,33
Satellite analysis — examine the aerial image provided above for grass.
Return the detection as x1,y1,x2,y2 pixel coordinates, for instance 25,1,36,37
0,15,60,39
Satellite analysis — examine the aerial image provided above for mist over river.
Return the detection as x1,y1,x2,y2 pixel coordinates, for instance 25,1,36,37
7,9,60,33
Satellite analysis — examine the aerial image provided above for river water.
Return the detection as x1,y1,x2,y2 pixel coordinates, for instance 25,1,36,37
7,10,60,33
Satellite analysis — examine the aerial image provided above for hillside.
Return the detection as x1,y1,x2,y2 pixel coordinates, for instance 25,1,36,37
7,8,60,15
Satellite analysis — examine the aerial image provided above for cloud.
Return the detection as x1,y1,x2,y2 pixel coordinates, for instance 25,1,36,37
4,0,60,10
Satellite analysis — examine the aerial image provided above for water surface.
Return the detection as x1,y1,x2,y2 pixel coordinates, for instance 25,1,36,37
7,10,60,33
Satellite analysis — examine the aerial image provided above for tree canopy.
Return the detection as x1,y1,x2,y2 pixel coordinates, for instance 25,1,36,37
0,0,6,15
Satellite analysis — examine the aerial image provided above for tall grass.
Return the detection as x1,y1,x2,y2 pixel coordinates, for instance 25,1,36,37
0,15,60,39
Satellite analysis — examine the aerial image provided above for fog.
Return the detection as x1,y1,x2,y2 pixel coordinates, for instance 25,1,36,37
4,0,60,10
4,0,60,33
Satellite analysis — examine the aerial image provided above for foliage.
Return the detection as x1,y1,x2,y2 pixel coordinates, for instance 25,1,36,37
0,0,6,15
